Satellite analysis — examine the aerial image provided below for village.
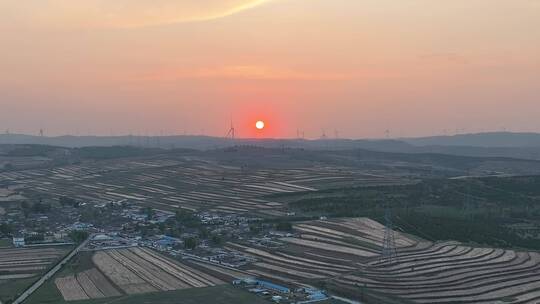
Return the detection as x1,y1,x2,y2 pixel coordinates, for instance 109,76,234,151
0,188,337,304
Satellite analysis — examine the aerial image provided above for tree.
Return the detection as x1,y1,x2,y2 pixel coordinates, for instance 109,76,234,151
20,201,31,217
184,237,198,250
157,223,166,233
80,208,100,222
249,224,262,234
59,196,78,207
199,227,209,239
0,223,13,235
175,210,200,228
143,207,154,220
275,221,293,231
69,230,89,244
211,234,223,245
31,200,51,213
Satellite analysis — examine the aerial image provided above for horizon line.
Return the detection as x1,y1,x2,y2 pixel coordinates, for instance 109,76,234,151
0,130,538,141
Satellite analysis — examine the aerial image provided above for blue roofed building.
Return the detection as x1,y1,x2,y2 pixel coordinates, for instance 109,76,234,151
307,290,327,301
155,235,181,248
256,280,290,293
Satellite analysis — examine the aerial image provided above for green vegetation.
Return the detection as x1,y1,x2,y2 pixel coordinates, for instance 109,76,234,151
32,200,52,213
21,252,94,304
0,277,37,304
285,176,540,250
0,238,12,247
75,146,163,160
0,246,74,304
69,230,89,244
0,223,13,235
20,278,62,304
321,281,414,304
60,251,95,276
25,284,269,304
211,233,223,245
184,236,199,250
175,210,201,228
133,210,210,240
25,249,266,304
275,221,293,231
5,145,59,157
59,196,79,207
143,207,154,220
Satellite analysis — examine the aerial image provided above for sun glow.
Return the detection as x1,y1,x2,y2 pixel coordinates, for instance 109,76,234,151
256,120,265,130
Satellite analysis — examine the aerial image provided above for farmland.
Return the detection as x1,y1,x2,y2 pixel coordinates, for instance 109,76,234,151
4,146,540,303
21,216,540,304
280,176,540,250
0,246,70,303
6,145,535,220
186,217,540,304
190,217,419,285
0,149,408,218
48,247,224,302
28,285,270,304
331,243,540,303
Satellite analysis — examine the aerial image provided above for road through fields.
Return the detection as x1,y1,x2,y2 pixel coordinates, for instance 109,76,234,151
13,236,91,304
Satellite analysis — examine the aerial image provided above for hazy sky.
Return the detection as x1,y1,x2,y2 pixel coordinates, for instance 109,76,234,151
1,0,539,138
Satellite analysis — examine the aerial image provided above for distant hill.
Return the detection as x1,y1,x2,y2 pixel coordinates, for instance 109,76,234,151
403,132,540,148
3,132,540,160
0,133,412,150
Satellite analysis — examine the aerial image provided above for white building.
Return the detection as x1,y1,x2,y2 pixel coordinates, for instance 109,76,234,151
13,236,25,247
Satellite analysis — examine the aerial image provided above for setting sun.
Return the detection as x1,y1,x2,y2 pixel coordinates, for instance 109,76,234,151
255,120,265,130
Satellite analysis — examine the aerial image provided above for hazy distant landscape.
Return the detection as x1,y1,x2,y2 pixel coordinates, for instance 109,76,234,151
2,0,539,303
3,131,540,160
3,136,540,303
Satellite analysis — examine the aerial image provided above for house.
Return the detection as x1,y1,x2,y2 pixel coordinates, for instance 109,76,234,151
93,234,112,241
307,291,327,301
13,236,25,247
54,232,68,240
155,235,181,248
256,280,290,293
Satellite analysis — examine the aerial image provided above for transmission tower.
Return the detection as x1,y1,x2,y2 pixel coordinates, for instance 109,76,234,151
226,119,235,140
379,207,398,264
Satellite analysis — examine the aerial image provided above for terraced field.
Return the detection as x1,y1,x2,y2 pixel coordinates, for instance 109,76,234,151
188,217,540,304
54,247,224,301
0,154,402,217
337,244,540,303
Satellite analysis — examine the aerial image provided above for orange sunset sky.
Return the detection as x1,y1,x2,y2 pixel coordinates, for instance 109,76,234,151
0,0,539,138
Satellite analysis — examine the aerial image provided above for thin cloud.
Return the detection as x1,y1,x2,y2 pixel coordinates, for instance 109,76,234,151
137,65,405,84
141,65,351,81
0,0,271,29
419,53,470,65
